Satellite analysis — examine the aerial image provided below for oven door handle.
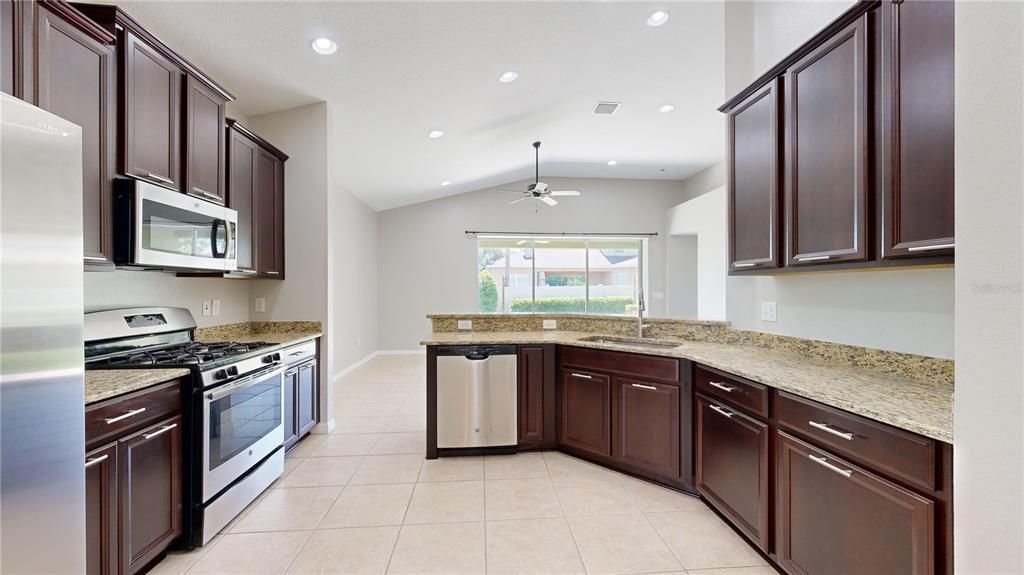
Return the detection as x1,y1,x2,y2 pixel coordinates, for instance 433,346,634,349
206,365,284,402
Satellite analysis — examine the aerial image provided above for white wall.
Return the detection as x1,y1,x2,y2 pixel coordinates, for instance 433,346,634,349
666,187,728,321
953,2,1024,572
331,183,380,370
376,178,690,350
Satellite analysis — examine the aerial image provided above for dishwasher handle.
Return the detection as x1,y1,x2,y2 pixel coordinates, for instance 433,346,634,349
465,353,491,361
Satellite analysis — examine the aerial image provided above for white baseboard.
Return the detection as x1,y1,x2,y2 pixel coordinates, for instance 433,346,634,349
312,419,335,434
332,349,426,383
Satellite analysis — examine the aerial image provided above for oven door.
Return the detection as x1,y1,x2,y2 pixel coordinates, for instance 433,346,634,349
124,179,237,271
202,364,284,501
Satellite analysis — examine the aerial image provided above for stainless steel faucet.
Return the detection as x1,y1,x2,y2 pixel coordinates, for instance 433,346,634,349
637,287,650,337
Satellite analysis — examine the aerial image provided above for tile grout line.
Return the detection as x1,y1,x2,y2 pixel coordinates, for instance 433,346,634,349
545,454,590,575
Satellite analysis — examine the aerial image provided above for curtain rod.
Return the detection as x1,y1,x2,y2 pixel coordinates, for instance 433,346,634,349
465,231,658,237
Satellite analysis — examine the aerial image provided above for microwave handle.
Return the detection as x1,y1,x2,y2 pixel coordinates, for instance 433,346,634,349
226,219,236,261
211,219,227,259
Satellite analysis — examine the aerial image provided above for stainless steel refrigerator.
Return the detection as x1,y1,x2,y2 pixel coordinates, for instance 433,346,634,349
0,93,86,572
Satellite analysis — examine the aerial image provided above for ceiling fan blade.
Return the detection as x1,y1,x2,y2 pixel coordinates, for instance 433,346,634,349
508,196,531,205
497,189,526,193
540,196,558,206
549,190,581,196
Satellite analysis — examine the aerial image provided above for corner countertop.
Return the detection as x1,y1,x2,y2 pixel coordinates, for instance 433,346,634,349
421,331,953,444
85,368,191,405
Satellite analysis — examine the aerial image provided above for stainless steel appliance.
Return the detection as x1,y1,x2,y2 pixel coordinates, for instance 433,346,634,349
84,307,285,547
114,178,238,272
436,345,518,449
0,94,86,572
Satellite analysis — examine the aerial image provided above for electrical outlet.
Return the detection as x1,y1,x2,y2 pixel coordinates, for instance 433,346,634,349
255,297,266,313
543,319,557,330
201,300,211,317
211,299,221,316
457,320,473,330
761,301,777,322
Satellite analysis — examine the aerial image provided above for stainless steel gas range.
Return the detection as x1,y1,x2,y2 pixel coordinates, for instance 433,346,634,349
85,307,286,547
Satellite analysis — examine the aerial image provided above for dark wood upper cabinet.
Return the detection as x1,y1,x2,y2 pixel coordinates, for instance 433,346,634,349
777,431,935,575
559,368,611,457
121,30,182,190
255,146,285,277
879,0,955,259
696,395,770,551
785,16,870,266
729,78,781,271
612,377,681,480
185,74,226,204
27,1,116,265
227,119,287,278
227,124,257,273
85,442,119,575
518,345,556,449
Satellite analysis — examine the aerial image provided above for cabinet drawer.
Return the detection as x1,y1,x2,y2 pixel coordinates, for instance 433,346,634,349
561,346,679,383
695,365,768,418
775,391,936,490
86,380,181,446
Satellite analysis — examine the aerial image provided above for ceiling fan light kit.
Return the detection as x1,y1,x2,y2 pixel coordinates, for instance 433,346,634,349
501,141,583,208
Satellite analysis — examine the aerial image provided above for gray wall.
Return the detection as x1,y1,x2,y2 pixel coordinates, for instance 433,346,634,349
84,271,252,328
331,183,380,371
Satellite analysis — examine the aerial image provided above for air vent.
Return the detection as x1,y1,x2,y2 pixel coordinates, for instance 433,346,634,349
593,101,620,115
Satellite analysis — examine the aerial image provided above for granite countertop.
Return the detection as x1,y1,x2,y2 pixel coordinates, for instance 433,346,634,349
195,321,322,348
85,369,191,405
421,331,954,443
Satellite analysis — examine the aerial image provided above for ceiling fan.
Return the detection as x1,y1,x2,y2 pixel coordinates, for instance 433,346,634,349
501,141,581,206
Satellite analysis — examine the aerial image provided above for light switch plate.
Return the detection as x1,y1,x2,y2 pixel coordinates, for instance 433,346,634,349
543,319,557,329
255,297,266,313
201,300,211,317
761,301,777,322
211,299,221,316
457,320,473,330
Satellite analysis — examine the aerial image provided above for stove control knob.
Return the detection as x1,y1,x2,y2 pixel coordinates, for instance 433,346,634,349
214,369,228,380
227,366,239,377
273,353,282,362
262,354,273,364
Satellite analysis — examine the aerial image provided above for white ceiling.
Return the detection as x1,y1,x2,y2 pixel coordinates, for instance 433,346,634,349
111,1,727,210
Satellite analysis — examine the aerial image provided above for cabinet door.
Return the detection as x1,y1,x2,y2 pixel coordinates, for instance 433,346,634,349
785,16,869,266
227,126,257,272
1,0,14,96
880,0,955,258
122,31,181,190
86,442,119,575
297,360,317,437
696,396,769,550
729,78,781,271
613,377,680,479
559,368,610,457
777,431,935,575
254,148,284,277
185,75,226,204
283,367,299,450
33,3,116,265
518,345,555,448
119,415,182,574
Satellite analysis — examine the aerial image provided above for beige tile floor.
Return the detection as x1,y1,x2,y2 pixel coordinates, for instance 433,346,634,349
152,354,777,575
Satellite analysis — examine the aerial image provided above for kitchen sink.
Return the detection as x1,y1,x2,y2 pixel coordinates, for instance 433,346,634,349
577,335,682,350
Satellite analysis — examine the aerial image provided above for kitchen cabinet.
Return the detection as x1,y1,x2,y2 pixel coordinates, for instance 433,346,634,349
255,146,285,277
559,368,611,457
785,15,869,266
85,442,119,575
121,29,181,190
612,377,680,479
728,78,781,271
227,123,257,272
696,394,769,551
776,431,935,575
185,74,226,204
284,355,318,451
517,345,556,449
879,0,955,259
283,367,299,450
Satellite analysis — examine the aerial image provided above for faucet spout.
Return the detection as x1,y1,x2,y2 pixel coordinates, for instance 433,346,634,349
637,287,647,337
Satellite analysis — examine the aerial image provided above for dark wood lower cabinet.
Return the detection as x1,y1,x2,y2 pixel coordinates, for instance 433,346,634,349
559,368,611,457
518,345,556,449
612,377,680,480
297,360,317,437
85,442,119,575
777,431,935,575
283,367,299,450
120,415,182,574
696,395,770,551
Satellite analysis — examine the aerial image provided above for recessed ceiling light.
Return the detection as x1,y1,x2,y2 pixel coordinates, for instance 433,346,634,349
440,181,451,187
659,104,676,113
498,71,518,83
428,130,444,139
646,10,670,27
310,37,338,55
607,160,618,166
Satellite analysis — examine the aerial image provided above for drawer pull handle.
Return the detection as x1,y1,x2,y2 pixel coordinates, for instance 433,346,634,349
143,423,177,440
84,454,109,468
708,381,735,393
145,172,174,185
907,243,954,252
809,454,853,478
105,407,147,424
795,255,832,262
631,383,657,391
709,404,734,418
808,421,854,441
733,262,756,268
570,373,593,380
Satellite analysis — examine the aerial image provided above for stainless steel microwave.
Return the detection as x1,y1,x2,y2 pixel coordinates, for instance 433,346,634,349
114,178,237,272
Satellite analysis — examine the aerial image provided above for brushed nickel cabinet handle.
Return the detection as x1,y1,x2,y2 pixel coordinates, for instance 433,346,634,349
105,407,146,424
907,243,955,252
146,172,174,185
631,383,657,391
570,373,593,379
809,454,853,478
795,255,832,262
85,454,109,468
733,263,756,268
708,381,735,393
142,423,177,440
709,404,734,418
809,421,854,441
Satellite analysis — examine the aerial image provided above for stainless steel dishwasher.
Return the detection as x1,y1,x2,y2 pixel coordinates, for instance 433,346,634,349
436,345,518,448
